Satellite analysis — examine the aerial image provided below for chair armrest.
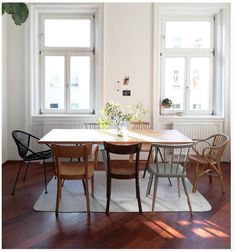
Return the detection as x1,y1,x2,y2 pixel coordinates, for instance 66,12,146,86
191,138,211,155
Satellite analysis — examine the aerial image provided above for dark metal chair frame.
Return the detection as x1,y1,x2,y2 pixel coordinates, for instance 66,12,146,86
11,130,53,195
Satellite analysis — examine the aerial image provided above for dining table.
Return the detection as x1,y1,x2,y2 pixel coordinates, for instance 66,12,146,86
38,128,193,145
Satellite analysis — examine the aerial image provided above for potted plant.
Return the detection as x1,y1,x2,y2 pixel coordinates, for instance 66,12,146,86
161,98,173,109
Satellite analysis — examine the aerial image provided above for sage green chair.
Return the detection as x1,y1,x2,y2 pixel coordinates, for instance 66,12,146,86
146,143,194,216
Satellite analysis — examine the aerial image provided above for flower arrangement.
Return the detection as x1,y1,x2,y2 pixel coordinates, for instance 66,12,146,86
98,100,148,129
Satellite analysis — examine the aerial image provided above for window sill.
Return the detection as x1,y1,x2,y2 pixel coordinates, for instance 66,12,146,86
159,115,224,122
32,114,99,123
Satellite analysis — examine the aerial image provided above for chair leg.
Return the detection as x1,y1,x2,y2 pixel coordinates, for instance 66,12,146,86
192,164,199,193
146,172,153,196
217,163,225,193
85,178,90,215
56,178,62,217
143,149,153,178
106,175,112,214
168,177,172,186
135,176,142,213
43,159,48,194
91,175,94,198
23,161,30,181
177,177,181,197
181,177,193,217
152,176,158,213
12,161,24,195
82,179,86,195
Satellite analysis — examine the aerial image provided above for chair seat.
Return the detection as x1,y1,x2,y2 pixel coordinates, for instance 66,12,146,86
148,163,186,177
189,154,217,165
110,160,136,176
24,150,52,161
59,162,95,179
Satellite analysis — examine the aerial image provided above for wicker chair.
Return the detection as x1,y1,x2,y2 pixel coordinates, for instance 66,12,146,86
188,133,229,193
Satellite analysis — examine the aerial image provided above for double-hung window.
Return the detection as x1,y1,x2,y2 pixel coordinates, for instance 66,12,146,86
40,14,95,114
161,17,214,115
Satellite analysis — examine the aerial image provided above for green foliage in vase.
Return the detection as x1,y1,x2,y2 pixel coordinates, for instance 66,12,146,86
98,100,148,129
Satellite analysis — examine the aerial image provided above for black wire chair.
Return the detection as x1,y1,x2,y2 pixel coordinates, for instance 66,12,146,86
11,130,53,195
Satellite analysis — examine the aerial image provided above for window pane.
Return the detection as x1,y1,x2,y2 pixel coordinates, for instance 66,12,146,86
45,56,65,109
165,21,211,48
44,19,91,47
70,56,90,109
164,58,185,110
189,57,210,111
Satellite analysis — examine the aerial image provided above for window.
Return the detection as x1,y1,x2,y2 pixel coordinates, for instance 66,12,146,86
39,14,96,114
161,17,214,115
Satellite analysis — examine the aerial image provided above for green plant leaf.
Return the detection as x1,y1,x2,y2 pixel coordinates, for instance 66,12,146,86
11,3,29,25
2,3,15,14
2,7,5,15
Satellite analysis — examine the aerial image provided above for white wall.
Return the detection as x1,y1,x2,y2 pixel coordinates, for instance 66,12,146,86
1,15,8,163
4,16,26,160
103,3,153,122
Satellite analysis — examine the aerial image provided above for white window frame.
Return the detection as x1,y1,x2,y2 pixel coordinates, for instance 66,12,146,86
40,14,95,114
28,3,103,118
160,16,214,115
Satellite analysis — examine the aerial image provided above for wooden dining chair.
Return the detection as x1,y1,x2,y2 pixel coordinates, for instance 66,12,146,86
103,141,142,214
146,143,194,216
52,144,98,216
188,133,229,193
130,122,154,177
84,122,106,168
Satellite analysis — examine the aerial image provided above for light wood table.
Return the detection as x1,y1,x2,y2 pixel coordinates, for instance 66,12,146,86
39,129,193,144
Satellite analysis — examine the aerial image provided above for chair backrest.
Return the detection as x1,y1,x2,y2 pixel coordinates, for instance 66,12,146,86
104,142,141,174
152,143,194,175
130,122,150,130
84,122,100,129
52,144,91,176
12,130,34,158
204,134,229,162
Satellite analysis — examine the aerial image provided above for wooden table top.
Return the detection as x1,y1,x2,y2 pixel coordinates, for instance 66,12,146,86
39,129,192,144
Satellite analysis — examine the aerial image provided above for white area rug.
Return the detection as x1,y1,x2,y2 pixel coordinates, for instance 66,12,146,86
33,171,211,213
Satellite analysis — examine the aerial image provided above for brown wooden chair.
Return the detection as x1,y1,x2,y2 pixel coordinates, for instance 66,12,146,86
130,122,154,178
52,144,98,216
188,133,229,193
103,141,142,214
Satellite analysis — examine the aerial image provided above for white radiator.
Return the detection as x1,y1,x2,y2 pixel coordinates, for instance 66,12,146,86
173,122,223,140
32,122,84,139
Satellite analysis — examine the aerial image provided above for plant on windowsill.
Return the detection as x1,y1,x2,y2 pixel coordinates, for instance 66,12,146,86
98,100,148,136
161,98,173,109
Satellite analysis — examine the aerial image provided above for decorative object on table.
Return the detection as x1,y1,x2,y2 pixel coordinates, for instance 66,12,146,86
98,101,148,136
2,3,29,25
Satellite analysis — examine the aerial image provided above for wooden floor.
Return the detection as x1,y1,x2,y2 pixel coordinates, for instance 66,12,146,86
2,161,230,249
